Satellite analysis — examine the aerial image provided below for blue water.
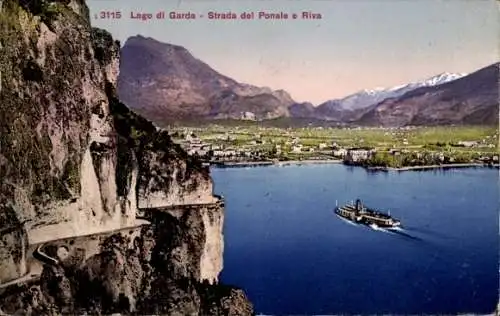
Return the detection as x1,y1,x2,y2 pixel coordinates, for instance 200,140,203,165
211,164,499,315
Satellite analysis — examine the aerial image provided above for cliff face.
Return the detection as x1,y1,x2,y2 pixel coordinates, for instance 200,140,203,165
110,98,223,284
0,0,130,241
0,1,252,314
0,221,249,315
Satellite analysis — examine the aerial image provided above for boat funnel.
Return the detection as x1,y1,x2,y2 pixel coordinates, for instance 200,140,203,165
355,199,362,210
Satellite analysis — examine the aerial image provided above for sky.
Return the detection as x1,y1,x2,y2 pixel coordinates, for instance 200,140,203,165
87,0,499,105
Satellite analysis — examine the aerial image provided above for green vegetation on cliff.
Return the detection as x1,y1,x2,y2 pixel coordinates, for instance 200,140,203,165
92,27,120,65
0,0,98,209
108,86,210,197
0,2,254,316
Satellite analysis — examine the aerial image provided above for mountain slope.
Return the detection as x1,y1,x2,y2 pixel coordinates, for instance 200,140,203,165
314,72,466,116
288,102,316,117
355,63,499,126
118,36,294,122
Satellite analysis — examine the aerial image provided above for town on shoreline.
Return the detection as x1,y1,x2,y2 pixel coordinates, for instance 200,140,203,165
164,125,499,171
210,161,499,173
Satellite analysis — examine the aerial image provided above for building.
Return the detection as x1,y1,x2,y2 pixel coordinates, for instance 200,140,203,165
344,148,376,163
212,149,238,158
292,145,303,153
389,149,401,156
275,144,282,155
185,133,201,143
333,148,348,158
437,153,445,162
188,147,209,157
241,111,256,120
458,141,478,148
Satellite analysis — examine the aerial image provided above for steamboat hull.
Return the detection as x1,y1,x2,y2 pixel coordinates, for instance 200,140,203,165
334,201,401,228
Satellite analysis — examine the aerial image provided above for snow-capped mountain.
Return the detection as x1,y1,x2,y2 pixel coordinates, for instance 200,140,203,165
322,72,467,111
355,64,498,126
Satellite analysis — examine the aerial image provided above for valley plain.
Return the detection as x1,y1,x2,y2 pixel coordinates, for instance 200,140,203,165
168,124,499,169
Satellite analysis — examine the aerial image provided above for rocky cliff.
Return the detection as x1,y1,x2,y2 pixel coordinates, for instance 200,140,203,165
0,0,252,314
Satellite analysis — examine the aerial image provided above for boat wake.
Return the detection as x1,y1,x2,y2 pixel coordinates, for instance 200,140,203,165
386,227,423,241
368,224,394,234
367,224,422,241
335,212,422,241
369,223,382,231
403,226,450,239
387,226,403,232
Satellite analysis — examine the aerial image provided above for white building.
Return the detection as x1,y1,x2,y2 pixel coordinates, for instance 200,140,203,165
458,141,478,147
333,148,348,158
292,145,302,153
241,111,256,120
344,148,376,162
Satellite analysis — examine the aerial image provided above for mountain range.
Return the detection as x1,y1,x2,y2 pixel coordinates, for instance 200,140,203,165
356,63,499,126
117,36,499,127
319,72,467,112
117,35,293,123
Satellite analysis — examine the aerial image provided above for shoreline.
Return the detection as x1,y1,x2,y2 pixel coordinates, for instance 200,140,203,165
209,160,499,171
275,159,343,166
209,159,343,168
365,163,499,172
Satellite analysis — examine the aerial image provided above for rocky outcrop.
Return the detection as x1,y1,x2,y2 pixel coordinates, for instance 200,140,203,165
136,139,215,208
0,226,252,315
0,0,131,242
110,95,215,207
0,207,28,284
110,96,224,284
0,0,253,314
139,201,224,284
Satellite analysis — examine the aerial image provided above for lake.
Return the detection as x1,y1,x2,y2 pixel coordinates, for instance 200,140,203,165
211,164,499,315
